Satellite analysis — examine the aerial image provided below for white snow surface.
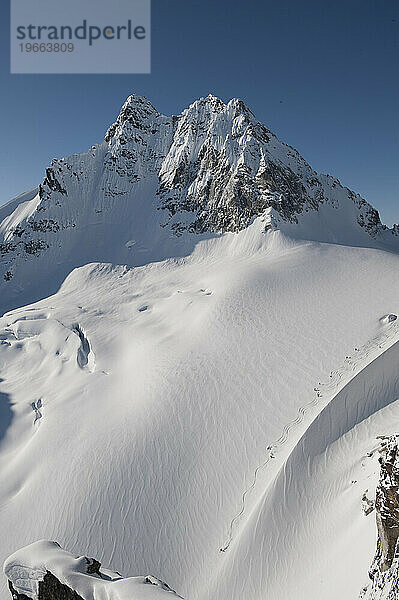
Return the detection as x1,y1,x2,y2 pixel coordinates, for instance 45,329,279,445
1,223,399,599
0,95,399,600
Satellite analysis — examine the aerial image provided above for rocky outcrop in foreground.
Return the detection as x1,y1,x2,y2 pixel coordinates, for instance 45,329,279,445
4,540,182,600
361,435,399,599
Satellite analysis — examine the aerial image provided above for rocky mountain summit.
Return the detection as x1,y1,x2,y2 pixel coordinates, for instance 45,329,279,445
361,435,399,599
0,93,397,314
4,541,182,600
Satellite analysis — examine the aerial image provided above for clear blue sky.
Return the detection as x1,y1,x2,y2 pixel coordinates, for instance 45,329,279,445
1,0,398,224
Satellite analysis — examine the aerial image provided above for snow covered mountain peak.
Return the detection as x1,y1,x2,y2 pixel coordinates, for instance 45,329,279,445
0,93,397,313
183,93,254,118
104,94,162,143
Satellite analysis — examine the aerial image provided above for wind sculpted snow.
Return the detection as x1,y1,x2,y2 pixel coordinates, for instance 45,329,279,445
1,96,399,600
1,221,399,599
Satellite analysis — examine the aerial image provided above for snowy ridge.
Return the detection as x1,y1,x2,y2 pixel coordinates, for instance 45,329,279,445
4,540,182,600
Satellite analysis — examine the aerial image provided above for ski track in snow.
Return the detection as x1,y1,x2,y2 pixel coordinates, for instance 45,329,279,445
220,316,399,552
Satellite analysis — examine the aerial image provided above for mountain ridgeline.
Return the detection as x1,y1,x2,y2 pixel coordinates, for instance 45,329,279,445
0,94,397,313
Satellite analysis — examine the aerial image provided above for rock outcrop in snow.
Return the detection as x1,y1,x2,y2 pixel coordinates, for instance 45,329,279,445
4,541,181,600
361,435,399,599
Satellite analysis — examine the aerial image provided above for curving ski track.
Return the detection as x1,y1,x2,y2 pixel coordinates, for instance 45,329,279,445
220,317,399,552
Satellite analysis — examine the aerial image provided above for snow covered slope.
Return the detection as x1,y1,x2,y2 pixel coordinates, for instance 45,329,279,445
0,95,399,600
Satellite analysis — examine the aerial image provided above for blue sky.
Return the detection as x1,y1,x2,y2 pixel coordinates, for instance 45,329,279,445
1,0,398,224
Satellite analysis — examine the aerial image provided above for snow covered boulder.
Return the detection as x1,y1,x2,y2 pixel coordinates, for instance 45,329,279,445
4,541,182,600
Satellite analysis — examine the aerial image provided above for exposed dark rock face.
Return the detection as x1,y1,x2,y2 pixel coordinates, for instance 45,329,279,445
355,199,385,238
6,553,103,600
360,435,399,599
375,439,399,573
38,572,84,600
8,579,33,600
9,573,85,600
24,240,49,255
39,167,67,201
0,242,17,255
158,149,318,234
30,219,60,233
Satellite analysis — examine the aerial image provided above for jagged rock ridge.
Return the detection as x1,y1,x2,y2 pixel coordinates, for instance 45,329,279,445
0,93,397,312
